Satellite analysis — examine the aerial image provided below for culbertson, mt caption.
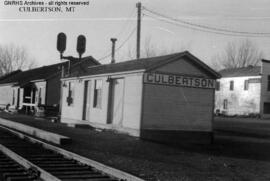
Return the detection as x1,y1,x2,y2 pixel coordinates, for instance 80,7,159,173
4,0,90,13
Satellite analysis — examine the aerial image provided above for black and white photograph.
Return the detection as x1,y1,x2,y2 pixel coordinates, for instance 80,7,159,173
0,0,270,180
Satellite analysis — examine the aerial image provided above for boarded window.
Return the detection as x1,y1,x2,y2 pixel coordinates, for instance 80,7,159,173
229,81,234,91
216,81,220,91
93,79,102,108
244,80,248,90
223,99,228,109
268,76,270,91
264,102,270,114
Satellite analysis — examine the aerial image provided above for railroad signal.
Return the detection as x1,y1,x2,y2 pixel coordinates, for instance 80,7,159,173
77,35,86,59
57,32,66,54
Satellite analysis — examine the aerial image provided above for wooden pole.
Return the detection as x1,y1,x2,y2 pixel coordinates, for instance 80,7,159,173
136,2,141,59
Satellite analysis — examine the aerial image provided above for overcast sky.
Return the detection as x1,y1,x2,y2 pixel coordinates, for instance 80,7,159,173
1,0,270,67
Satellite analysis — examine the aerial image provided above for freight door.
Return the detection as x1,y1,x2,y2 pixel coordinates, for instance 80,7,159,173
107,78,124,125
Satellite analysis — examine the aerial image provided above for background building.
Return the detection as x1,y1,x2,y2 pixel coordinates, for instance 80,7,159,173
0,56,99,115
215,59,270,118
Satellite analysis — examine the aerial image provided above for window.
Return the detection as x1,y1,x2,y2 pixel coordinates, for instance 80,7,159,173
66,82,74,106
216,81,220,91
223,99,228,109
93,79,102,108
229,81,234,91
268,75,270,91
12,89,15,105
244,80,249,90
264,102,270,114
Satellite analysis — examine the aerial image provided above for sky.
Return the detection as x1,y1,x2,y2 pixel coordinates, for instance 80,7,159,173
1,0,270,67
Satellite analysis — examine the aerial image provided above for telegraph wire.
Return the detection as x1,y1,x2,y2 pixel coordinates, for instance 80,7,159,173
143,13,270,38
115,27,137,52
97,8,136,62
114,8,136,38
143,6,270,37
97,26,137,62
143,6,270,35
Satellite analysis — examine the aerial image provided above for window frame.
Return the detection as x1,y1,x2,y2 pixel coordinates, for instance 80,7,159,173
267,75,270,91
223,99,228,110
216,81,220,91
93,79,102,109
229,80,234,91
244,80,249,90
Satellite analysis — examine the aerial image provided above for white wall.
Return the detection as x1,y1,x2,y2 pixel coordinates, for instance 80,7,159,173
61,73,143,135
61,79,85,121
0,84,14,108
215,76,261,115
122,74,143,130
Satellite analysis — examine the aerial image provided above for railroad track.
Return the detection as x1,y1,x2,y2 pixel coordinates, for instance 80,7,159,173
0,151,41,181
0,126,143,181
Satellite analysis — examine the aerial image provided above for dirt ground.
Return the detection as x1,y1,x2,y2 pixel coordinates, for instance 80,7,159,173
214,116,270,138
0,112,270,181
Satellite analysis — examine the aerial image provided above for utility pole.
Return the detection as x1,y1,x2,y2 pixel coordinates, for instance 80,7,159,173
136,2,141,59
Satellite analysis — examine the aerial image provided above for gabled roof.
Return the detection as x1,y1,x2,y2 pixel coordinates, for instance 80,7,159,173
0,56,99,86
68,51,220,79
0,70,22,82
219,66,261,78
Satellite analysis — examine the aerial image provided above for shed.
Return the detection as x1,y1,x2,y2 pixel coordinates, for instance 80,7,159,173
61,51,220,143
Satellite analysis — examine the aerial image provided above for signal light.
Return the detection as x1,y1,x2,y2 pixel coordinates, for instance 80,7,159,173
57,32,66,54
77,35,86,58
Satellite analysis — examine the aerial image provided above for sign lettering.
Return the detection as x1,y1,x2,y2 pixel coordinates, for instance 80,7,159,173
144,73,216,89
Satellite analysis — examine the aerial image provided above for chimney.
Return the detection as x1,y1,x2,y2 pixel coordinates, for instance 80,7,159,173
110,38,117,63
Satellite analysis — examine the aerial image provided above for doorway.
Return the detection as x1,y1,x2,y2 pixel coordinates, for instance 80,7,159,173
107,78,124,125
82,80,91,120
16,88,20,109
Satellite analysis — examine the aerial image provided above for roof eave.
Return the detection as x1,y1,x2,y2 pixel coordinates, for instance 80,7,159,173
262,59,270,63
61,69,146,81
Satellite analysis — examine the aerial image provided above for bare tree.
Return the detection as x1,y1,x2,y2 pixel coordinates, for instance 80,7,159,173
0,44,37,76
211,39,263,70
126,36,191,59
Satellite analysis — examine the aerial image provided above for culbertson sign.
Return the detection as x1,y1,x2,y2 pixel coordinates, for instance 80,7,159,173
144,73,216,89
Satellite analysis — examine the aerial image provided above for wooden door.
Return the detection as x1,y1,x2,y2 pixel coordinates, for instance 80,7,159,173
82,80,91,120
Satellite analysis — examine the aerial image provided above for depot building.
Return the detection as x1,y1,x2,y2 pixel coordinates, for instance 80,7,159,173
60,51,220,143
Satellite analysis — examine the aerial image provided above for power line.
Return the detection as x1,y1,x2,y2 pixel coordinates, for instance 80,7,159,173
143,13,270,38
114,8,136,38
97,8,136,62
143,6,270,37
97,27,137,62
